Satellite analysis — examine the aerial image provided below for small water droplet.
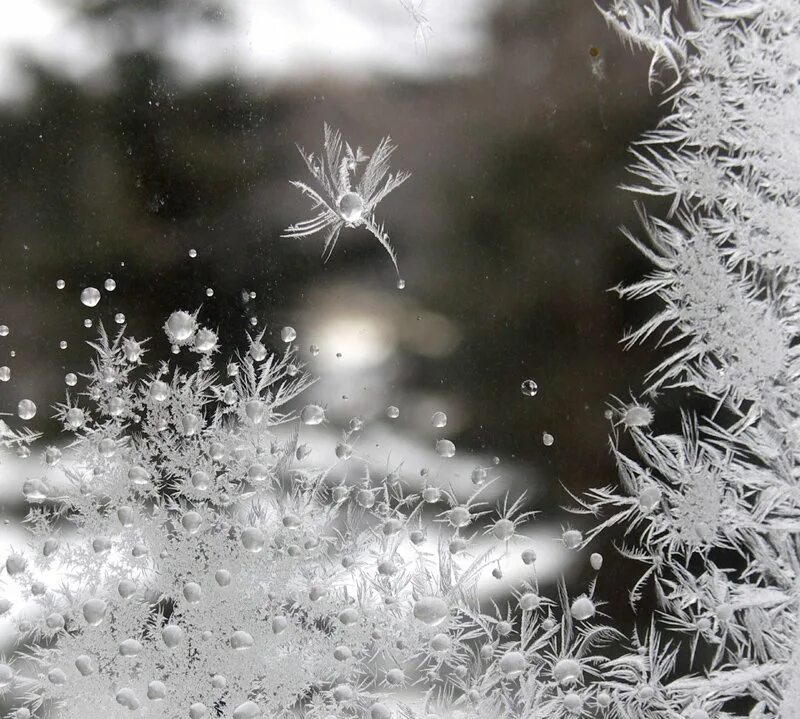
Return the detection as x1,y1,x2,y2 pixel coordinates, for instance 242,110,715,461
83,319,93,328
65,373,77,387
431,411,447,428
189,248,197,258
59,340,67,350
113,313,125,324
309,344,320,356
590,552,603,570
542,432,554,446
0,325,9,337
435,438,456,458
56,279,65,290
17,399,36,420
80,287,101,307
396,278,406,290
521,379,538,397
0,367,10,382
104,278,116,292
386,405,400,419
281,326,297,343
206,287,214,297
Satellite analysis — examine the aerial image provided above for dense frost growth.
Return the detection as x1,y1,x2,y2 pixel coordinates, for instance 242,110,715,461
582,1,800,716
0,1,797,717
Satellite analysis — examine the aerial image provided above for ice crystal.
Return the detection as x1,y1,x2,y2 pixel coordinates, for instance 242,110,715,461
284,124,410,277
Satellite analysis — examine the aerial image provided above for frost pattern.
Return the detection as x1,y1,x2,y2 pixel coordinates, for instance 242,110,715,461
0,2,797,717
284,124,410,278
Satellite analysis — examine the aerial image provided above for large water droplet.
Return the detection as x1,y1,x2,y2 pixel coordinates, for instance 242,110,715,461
338,192,364,222
281,326,297,343
301,404,326,425
431,411,447,428
165,311,197,344
17,399,36,420
147,680,166,701
80,287,101,307
230,630,254,650
413,596,450,626
240,527,265,553
22,478,48,502
232,701,262,719
119,638,143,657
82,598,107,626
499,651,526,678
435,439,456,458
570,596,596,621
553,658,582,684
161,624,184,648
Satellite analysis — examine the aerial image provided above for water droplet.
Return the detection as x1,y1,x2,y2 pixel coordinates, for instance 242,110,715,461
189,248,197,258
301,404,326,425
386,405,400,419
338,191,364,222
147,680,166,701
240,527,265,553
116,688,140,710
59,340,67,350
83,319,93,328
119,638,143,657
181,512,203,534
431,411,447,428
17,399,36,420
413,596,450,626
0,326,8,337
150,380,169,402
215,569,232,587
233,700,262,719
165,311,197,344
638,486,662,512
0,367,10,382
281,326,297,343
521,379,538,397
104,278,116,292
80,287,101,307
82,598,107,626
183,582,202,603
271,616,288,634
65,373,77,386
499,651,526,678
66,408,85,429
114,313,126,324
22,478,48,502
553,658,582,684
542,432,554,446
519,592,541,611
162,624,184,648
562,529,583,549
570,596,596,621
435,439,456,458
75,655,93,676
56,279,65,290
590,552,603,570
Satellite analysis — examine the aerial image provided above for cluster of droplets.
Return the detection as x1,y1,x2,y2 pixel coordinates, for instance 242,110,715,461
0,313,630,719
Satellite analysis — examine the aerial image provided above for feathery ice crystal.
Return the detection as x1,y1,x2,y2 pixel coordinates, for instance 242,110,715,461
283,124,410,279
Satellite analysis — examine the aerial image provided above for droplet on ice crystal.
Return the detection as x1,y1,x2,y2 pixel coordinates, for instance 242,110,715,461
413,596,449,626
396,278,406,290
280,326,297,343
17,399,36,420
570,596,596,621
80,287,101,307
521,379,538,397
338,191,364,222
499,651,526,678
240,527,265,553
435,439,456,458
562,529,583,549
165,311,197,344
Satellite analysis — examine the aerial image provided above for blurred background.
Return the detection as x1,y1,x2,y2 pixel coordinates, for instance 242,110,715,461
0,0,671,652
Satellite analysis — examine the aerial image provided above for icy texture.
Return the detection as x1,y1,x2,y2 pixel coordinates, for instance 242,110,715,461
283,124,411,277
